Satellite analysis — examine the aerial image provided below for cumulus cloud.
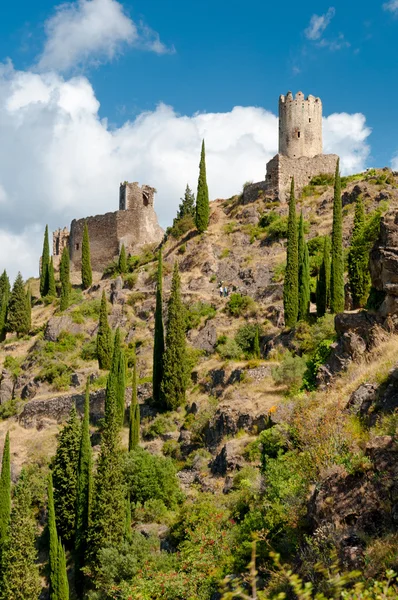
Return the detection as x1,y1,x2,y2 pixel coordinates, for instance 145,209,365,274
304,7,335,40
383,0,398,14
391,154,398,170
0,62,371,281
37,0,172,72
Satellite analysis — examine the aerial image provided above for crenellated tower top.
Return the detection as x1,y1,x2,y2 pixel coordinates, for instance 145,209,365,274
278,91,323,159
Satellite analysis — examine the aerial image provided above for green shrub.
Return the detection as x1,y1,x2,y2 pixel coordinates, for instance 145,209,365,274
302,339,334,391
220,248,230,259
226,293,256,317
127,291,146,307
272,352,307,393
3,355,23,380
178,243,186,255
0,398,19,420
185,302,216,330
36,362,71,384
44,331,80,355
309,173,335,186
167,214,195,239
234,324,259,357
71,298,101,322
143,413,177,439
133,498,172,524
124,272,138,289
162,439,182,460
293,314,336,355
80,338,97,361
216,337,242,360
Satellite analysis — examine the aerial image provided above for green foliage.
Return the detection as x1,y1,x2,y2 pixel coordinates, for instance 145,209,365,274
298,212,310,321
367,287,386,311
118,244,127,275
75,381,92,595
235,323,260,358
59,247,70,312
310,173,335,186
40,225,50,297
153,250,165,408
226,293,256,317
47,474,58,599
0,271,10,341
48,257,57,298
124,447,182,510
0,470,41,600
330,159,345,313
283,179,299,328
81,221,93,289
160,262,188,410
168,185,196,239
316,237,331,317
96,291,112,370
52,404,81,546
253,326,261,359
56,539,69,600
185,301,216,330
0,432,11,548
128,363,140,451
216,336,243,360
143,413,177,440
106,328,126,425
7,273,30,336
293,314,336,355
272,352,307,393
195,140,210,233
302,339,334,391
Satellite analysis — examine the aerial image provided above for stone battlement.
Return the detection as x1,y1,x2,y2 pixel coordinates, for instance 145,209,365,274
279,90,323,159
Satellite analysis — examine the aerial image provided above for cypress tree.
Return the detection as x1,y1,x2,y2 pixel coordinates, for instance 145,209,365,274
7,273,30,336
124,495,132,542
0,271,10,342
128,363,140,451
26,288,32,332
118,244,127,275
81,222,92,290
75,380,92,595
52,405,81,546
106,329,126,425
40,225,50,297
0,471,41,600
96,291,112,370
48,474,58,600
195,140,210,233
348,194,371,308
160,262,187,410
283,178,299,328
0,433,11,548
298,214,311,321
57,539,69,600
316,237,331,318
0,271,10,304
330,159,345,313
48,258,57,298
253,327,260,359
152,250,165,407
177,184,195,220
60,247,70,312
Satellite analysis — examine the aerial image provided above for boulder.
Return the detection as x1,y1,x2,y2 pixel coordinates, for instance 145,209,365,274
44,316,84,342
191,321,217,354
346,383,378,416
211,440,245,476
0,369,14,404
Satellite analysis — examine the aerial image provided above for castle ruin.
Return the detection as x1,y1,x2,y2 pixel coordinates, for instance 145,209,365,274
53,182,163,273
244,91,338,202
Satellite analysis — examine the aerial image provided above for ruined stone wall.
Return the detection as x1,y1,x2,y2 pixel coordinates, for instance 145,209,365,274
52,227,70,270
69,212,119,271
119,182,156,211
279,91,323,159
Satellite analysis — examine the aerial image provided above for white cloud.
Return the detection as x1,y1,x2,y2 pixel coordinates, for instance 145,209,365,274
0,62,371,281
391,154,398,170
304,7,335,40
383,0,398,14
37,0,172,72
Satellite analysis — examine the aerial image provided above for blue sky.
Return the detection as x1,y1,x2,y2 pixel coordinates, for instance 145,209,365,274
0,0,397,279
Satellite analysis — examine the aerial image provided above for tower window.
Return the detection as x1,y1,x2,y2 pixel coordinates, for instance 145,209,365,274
76,243,79,251
309,118,312,123
297,131,301,138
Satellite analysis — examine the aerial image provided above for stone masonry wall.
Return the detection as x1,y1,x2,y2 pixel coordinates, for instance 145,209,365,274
70,212,119,272
279,91,323,159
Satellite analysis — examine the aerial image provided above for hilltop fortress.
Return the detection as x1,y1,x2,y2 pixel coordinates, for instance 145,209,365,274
53,182,164,272
244,91,338,202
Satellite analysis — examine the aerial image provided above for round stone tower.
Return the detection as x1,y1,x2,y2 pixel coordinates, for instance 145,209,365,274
279,91,323,159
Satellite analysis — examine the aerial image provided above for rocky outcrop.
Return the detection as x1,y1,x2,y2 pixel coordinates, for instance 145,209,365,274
211,439,246,475
0,369,14,404
191,321,217,354
44,316,85,342
370,210,398,316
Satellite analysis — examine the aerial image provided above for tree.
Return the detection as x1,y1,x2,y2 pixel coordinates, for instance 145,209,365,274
152,250,165,407
47,474,58,600
177,185,195,220
48,258,57,298
298,212,310,321
124,495,132,542
118,244,127,275
0,433,11,549
283,178,299,328
96,291,112,370
195,140,210,233
0,471,41,600
81,222,92,290
106,329,126,425
57,539,69,600
160,262,187,410
253,327,260,359
348,194,371,308
40,225,50,297
0,271,10,305
52,405,81,546
316,237,331,318
129,363,140,451
59,247,70,312
0,271,10,342
7,273,30,336
75,380,92,595
330,159,345,313
26,288,32,332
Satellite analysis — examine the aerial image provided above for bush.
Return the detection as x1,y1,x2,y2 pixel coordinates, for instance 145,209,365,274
143,413,177,440
44,331,80,356
124,447,183,509
234,324,259,357
71,298,101,322
226,293,256,317
185,302,216,331
0,398,19,420
80,338,97,361
162,439,182,460
216,337,242,360
36,362,71,384
272,352,307,393
133,499,172,524
167,214,195,239
124,272,138,289
309,173,335,186
302,339,334,391
127,291,146,307
293,314,336,355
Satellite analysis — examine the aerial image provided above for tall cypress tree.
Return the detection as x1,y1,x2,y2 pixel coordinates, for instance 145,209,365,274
0,271,10,305
348,194,371,308
316,237,331,318
26,288,32,332
298,213,310,321
106,329,126,425
253,327,260,359
75,380,92,595
118,244,127,275
47,474,58,600
60,247,70,312
96,291,112,370
48,258,57,298
129,363,140,451
195,140,210,233
81,222,93,290
152,250,165,407
124,495,132,542
7,273,30,336
283,178,299,328
330,159,345,313
57,539,69,600
0,272,9,342
160,262,187,410
52,405,81,546
40,225,50,298
0,471,41,600
0,433,11,549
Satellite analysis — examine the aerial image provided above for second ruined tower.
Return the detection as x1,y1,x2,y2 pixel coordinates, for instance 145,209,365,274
279,91,323,159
